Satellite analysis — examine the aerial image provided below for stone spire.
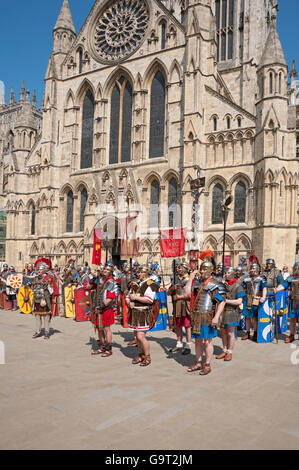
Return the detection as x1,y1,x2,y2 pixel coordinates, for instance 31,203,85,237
258,17,287,70
10,87,15,105
53,0,75,34
290,59,297,79
20,80,25,102
0,83,5,106
32,89,37,108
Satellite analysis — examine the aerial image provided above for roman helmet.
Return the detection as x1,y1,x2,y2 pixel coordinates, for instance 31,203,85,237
265,258,275,270
137,264,151,279
199,250,216,280
249,263,260,276
234,266,243,278
9,266,15,273
225,266,235,281
104,262,114,274
177,260,189,274
293,262,299,276
216,262,224,273
34,258,51,273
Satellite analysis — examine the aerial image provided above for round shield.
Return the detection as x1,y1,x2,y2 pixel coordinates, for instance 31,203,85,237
9,275,23,289
18,286,33,314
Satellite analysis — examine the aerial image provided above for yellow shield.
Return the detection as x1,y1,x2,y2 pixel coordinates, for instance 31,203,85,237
65,286,76,318
18,286,33,314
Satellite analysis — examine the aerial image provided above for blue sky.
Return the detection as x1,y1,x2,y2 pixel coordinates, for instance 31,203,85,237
0,0,298,108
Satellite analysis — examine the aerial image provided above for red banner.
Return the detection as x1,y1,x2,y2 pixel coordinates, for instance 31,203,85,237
224,255,231,267
120,217,139,257
92,228,102,265
160,228,186,258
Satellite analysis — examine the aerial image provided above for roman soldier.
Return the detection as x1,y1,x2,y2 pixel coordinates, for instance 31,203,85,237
31,258,54,340
275,262,299,343
88,263,116,357
76,266,89,288
167,261,192,355
216,266,246,361
242,262,267,341
183,250,226,376
0,263,10,307
215,262,225,280
126,265,160,367
263,258,282,295
23,263,36,286
6,266,19,310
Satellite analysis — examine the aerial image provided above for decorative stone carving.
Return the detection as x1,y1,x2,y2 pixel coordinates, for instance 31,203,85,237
91,0,150,63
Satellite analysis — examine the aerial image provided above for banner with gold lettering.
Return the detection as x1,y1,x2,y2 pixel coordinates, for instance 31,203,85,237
92,228,102,265
160,228,186,258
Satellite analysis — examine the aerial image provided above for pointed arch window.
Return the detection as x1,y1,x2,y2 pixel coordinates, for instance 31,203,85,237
80,188,88,232
234,181,246,223
66,190,74,233
149,71,166,158
168,178,178,227
81,90,94,169
213,117,217,132
269,72,273,94
216,0,235,62
109,76,133,164
150,180,160,229
78,48,83,74
161,22,166,49
31,204,36,235
212,183,224,224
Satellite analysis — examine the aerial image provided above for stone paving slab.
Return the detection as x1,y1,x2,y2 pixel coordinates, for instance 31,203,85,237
0,310,299,450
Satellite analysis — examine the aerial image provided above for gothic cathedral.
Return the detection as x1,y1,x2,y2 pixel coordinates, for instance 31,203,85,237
0,0,297,270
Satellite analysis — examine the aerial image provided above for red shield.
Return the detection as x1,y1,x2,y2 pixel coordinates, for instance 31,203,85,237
75,288,92,322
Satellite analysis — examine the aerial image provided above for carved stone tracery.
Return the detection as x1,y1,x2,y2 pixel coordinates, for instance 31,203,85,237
92,0,149,63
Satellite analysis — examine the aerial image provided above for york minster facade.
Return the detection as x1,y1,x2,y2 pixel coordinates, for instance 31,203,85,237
0,0,297,270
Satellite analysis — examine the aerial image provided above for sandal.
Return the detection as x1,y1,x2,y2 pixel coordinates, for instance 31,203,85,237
187,361,202,372
132,354,145,364
140,355,151,367
101,350,112,357
91,345,106,355
199,363,211,376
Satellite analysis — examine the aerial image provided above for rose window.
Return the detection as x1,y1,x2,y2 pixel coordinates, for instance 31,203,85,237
93,0,149,62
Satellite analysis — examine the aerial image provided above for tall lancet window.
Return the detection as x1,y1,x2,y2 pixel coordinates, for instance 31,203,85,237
81,90,94,169
212,183,224,224
109,76,133,164
80,188,88,232
31,204,36,236
168,178,178,227
234,182,246,223
216,0,235,62
149,71,166,158
66,190,74,233
150,180,160,229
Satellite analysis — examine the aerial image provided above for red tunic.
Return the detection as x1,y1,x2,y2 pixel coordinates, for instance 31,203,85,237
91,276,115,327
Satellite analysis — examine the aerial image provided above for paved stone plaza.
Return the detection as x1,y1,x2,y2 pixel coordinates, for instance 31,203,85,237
0,309,299,450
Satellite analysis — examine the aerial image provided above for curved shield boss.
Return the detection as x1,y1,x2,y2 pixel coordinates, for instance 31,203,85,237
18,286,33,314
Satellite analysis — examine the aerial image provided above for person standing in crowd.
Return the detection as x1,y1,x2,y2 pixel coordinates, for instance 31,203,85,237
31,259,53,340
168,261,192,355
6,266,18,310
274,262,299,343
126,265,159,367
88,263,116,357
216,266,246,361
242,262,267,342
183,251,226,376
